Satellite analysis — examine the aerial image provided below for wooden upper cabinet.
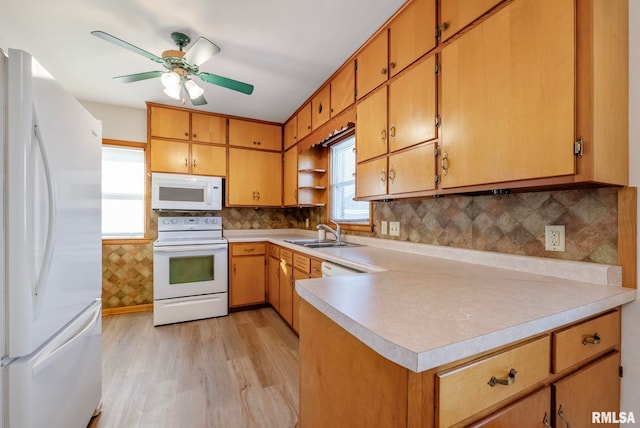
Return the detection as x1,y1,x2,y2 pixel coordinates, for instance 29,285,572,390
440,0,575,189
312,85,331,131
227,148,282,206
150,139,190,174
356,86,388,163
191,144,226,177
388,0,436,77
284,117,297,150
439,0,504,42
228,119,282,151
283,146,298,206
356,157,387,199
388,56,437,152
356,30,388,100
149,106,190,140
191,113,226,144
330,62,355,117
297,103,312,141
387,143,436,195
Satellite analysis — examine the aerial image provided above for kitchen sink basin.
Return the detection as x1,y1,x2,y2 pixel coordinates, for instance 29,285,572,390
284,239,362,248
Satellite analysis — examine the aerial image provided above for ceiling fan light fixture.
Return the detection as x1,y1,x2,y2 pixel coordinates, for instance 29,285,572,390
184,79,205,99
160,71,181,90
163,86,181,100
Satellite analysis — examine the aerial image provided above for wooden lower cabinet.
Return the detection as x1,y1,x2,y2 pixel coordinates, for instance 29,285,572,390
267,245,280,312
229,243,266,308
299,303,622,428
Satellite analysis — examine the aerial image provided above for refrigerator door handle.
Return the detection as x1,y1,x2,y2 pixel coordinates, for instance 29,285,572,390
31,303,101,376
32,103,57,302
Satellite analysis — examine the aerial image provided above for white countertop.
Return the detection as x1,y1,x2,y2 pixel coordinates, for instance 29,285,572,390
224,229,636,372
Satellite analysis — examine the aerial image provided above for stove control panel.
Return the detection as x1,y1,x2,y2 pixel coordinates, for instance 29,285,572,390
158,216,222,231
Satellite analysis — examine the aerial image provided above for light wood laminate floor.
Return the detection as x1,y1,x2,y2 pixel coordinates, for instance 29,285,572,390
88,308,300,428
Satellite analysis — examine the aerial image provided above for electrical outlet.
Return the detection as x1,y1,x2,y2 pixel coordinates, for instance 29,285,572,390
389,221,400,237
545,225,566,252
380,220,388,235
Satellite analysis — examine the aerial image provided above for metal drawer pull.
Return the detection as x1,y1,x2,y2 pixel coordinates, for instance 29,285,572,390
488,368,517,387
244,248,255,252
441,152,449,175
558,405,570,428
543,412,552,428
582,333,601,345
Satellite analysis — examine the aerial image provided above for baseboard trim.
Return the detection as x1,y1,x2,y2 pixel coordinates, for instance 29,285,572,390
102,303,153,317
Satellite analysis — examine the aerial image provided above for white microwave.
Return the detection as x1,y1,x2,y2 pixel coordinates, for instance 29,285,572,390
151,173,223,211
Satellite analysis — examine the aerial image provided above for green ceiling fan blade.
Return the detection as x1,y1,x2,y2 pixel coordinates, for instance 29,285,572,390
198,72,254,95
183,37,220,66
91,31,164,64
114,70,164,83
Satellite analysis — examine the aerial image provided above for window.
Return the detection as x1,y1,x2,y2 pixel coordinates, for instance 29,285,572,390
102,144,146,239
330,135,369,223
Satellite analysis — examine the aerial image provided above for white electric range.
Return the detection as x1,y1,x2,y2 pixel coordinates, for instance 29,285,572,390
153,216,228,326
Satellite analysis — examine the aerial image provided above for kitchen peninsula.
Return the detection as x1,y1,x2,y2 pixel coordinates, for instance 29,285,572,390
224,231,635,427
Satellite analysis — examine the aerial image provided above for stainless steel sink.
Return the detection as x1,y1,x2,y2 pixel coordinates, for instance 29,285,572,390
284,239,362,248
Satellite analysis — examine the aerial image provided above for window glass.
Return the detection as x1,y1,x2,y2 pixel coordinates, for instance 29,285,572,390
102,145,145,238
330,135,369,222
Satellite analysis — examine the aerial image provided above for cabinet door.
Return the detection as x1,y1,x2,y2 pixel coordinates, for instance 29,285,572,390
312,85,331,131
283,146,298,206
228,148,282,206
388,143,436,195
268,254,280,312
230,255,266,307
440,0,504,42
553,352,620,428
149,106,190,140
284,118,297,150
388,56,436,153
191,113,226,144
279,261,293,326
255,151,282,206
292,268,310,334
469,387,551,428
297,103,312,141
356,157,387,199
331,62,355,117
440,0,575,189
229,119,282,151
356,30,388,99
190,144,226,177
388,0,436,77
150,139,190,174
356,86,388,163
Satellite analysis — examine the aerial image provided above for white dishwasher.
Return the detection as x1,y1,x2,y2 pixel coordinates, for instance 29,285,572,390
321,261,361,277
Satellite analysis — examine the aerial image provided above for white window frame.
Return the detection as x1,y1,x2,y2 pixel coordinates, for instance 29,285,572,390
329,134,370,225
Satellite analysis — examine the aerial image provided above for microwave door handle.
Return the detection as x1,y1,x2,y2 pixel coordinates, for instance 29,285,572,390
32,105,57,307
153,244,228,253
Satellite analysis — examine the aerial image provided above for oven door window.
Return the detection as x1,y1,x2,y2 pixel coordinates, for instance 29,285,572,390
169,255,214,284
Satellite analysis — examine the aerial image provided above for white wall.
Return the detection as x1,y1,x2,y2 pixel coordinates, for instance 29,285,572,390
81,101,146,142
622,0,640,420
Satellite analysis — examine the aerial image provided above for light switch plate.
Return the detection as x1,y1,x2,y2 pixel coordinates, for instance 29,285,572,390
389,221,400,237
380,220,388,235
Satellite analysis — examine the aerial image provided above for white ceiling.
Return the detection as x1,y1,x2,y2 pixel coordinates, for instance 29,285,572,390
0,0,405,123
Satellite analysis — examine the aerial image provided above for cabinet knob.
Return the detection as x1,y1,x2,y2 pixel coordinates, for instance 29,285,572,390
381,67,388,75
582,333,601,345
487,368,517,387
184,132,189,137
318,103,323,114
389,124,396,139
390,62,396,69
381,128,387,143
193,158,197,168
380,169,387,183
193,133,197,138
388,166,396,183
184,157,188,167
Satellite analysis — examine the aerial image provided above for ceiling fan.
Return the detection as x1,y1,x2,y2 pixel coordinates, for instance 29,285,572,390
91,30,254,106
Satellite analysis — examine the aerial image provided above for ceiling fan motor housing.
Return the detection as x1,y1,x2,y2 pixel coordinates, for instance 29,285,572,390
171,32,191,50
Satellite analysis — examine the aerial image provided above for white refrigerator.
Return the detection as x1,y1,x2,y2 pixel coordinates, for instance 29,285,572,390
0,49,102,427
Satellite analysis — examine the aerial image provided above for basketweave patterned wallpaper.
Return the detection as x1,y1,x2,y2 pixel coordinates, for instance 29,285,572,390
102,188,619,309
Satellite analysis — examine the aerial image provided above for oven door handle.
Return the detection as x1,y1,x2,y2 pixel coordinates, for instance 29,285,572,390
153,244,228,253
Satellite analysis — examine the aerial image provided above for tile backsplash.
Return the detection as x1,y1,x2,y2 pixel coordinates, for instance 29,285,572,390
102,188,619,309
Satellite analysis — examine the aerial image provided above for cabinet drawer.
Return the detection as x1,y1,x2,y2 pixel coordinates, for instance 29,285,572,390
280,248,293,265
553,310,620,373
310,259,323,278
269,244,280,259
437,336,550,427
231,243,266,256
293,253,311,273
